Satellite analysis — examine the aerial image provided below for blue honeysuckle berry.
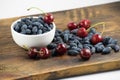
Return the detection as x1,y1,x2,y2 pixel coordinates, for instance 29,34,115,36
91,46,95,54
25,19,32,26
32,22,41,26
78,44,83,49
26,29,31,34
49,23,53,29
67,50,79,56
64,30,70,34
95,45,105,53
71,29,78,34
37,29,42,34
47,43,57,50
107,44,115,49
38,23,44,29
32,26,38,34
102,47,111,54
63,34,69,43
102,37,112,45
38,15,44,20
51,49,57,57
27,25,32,29
21,24,28,30
14,24,20,32
83,45,90,50
89,28,96,34
111,39,118,44
21,29,26,34
70,47,81,52
56,36,63,42
112,45,120,52
69,42,77,48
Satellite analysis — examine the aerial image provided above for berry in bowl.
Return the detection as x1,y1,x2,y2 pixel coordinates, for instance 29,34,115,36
11,15,56,49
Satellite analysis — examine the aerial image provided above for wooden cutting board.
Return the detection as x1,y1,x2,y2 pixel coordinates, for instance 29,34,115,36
0,2,120,80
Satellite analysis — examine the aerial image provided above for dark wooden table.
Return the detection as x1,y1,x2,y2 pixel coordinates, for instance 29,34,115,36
0,2,120,80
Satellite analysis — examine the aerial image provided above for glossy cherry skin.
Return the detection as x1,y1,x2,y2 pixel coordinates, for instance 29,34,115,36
79,49,92,60
77,27,88,38
78,19,91,29
44,13,54,24
56,44,67,56
67,22,77,30
91,34,103,45
27,47,39,59
39,47,51,59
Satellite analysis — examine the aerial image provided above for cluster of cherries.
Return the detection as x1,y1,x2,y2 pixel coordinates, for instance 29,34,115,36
67,20,103,44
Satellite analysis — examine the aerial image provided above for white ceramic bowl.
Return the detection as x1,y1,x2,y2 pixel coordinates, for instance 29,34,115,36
11,17,56,49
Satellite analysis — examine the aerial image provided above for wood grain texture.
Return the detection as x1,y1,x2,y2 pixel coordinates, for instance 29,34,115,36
0,2,120,80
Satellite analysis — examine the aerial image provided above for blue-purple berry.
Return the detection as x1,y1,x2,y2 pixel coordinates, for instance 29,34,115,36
67,50,79,56
102,47,111,54
112,45,120,52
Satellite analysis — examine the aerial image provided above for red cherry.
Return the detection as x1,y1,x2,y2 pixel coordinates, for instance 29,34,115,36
44,13,54,24
56,44,67,56
67,22,77,30
91,34,103,45
39,47,51,59
27,47,39,59
80,49,91,60
77,27,88,38
78,19,91,29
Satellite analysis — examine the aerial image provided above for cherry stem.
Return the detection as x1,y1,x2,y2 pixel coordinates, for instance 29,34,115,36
27,7,47,15
87,22,105,36
23,45,29,50
23,45,39,53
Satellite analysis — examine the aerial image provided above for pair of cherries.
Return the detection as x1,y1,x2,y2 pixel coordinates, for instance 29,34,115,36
28,47,50,59
27,7,54,24
67,19,103,45
28,44,67,59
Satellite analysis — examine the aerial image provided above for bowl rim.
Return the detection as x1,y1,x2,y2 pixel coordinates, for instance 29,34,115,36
11,17,56,37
